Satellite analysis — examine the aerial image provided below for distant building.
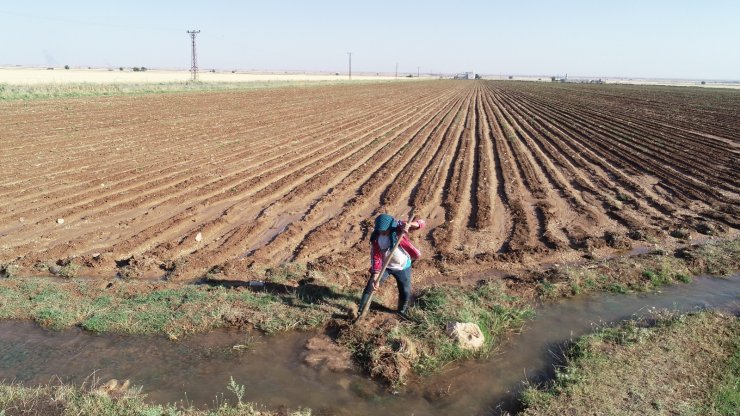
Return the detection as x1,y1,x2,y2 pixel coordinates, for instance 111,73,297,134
454,72,476,80
551,74,603,84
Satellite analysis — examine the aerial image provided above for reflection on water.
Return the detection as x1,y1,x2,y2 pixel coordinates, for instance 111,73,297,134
1,275,737,415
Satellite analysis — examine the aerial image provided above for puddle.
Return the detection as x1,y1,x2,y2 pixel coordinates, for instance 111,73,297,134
0,275,737,415
240,211,303,257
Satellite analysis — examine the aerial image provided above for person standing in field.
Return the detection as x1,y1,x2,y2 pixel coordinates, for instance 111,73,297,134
357,213,425,319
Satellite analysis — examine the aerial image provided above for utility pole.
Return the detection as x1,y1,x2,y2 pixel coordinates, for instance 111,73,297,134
186,30,201,81
347,52,352,80
395,62,398,79
417,66,420,78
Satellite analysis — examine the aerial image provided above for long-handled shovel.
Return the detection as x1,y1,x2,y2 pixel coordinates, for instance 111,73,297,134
355,212,415,322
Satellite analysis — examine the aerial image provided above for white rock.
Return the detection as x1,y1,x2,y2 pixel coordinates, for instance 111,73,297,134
57,218,64,224
446,322,485,351
195,232,202,242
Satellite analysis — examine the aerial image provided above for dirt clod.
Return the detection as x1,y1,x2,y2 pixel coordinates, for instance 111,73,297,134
301,334,353,372
604,231,632,250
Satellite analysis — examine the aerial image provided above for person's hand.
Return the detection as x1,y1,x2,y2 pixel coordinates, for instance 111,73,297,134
402,222,411,234
371,273,380,290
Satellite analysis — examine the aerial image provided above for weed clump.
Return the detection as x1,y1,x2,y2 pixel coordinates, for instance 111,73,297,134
57,260,80,279
670,228,691,239
0,263,19,278
693,239,740,276
265,262,306,284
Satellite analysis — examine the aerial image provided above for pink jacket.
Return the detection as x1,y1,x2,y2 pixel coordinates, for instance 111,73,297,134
369,220,423,273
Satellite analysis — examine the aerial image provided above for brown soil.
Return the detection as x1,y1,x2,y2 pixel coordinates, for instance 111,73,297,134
337,314,416,385
301,333,354,372
0,81,738,287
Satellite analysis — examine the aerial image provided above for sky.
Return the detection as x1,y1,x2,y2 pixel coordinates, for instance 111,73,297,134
1,0,738,80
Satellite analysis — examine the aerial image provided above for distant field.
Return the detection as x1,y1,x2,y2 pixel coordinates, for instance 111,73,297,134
485,75,740,90
0,81,737,282
0,66,401,85
599,78,740,89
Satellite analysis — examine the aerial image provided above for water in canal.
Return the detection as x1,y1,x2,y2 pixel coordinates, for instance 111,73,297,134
1,275,737,415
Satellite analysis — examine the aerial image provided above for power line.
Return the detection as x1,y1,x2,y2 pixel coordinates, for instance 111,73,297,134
347,52,352,81
187,30,200,81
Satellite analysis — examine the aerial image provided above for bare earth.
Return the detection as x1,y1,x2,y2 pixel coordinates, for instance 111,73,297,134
0,81,738,285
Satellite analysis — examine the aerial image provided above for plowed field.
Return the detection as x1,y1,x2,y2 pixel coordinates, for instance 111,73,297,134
1,81,738,283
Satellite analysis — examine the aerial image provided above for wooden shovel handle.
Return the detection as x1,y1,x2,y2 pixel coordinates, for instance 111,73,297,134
356,211,415,321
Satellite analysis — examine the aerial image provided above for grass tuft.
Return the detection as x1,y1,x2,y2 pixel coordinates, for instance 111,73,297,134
536,238,740,300
57,261,80,279
519,311,738,415
0,277,351,337
0,378,311,415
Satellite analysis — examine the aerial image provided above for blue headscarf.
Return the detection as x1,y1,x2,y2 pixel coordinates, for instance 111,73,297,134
371,213,399,248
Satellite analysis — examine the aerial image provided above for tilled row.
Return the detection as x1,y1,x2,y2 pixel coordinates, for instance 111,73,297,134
0,81,737,282
504,87,738,227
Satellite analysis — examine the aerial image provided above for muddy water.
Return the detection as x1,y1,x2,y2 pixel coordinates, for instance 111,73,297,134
1,276,738,415
414,274,739,415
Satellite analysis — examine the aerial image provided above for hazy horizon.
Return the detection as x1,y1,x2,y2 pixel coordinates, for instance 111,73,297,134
2,0,739,81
